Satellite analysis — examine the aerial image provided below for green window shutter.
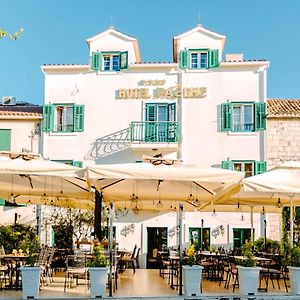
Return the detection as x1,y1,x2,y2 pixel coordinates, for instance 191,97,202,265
73,105,84,132
120,51,128,69
254,103,266,131
179,50,189,69
209,49,219,68
145,104,157,122
0,198,5,206
255,161,266,175
91,52,102,70
221,103,232,131
221,160,234,170
42,105,53,132
73,161,83,168
0,129,11,151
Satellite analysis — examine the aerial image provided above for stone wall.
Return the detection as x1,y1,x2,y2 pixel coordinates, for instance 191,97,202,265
267,118,300,168
266,117,300,241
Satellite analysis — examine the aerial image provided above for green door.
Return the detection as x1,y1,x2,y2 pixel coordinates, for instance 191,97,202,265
233,228,252,249
145,103,176,142
189,227,210,251
0,129,11,151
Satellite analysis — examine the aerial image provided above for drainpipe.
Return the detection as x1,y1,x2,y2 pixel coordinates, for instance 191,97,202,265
176,65,183,162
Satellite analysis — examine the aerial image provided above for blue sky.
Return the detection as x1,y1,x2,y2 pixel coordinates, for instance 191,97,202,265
0,0,299,105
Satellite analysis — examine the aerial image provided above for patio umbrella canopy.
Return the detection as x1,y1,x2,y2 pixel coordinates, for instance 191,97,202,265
0,151,93,209
86,160,244,212
243,161,300,240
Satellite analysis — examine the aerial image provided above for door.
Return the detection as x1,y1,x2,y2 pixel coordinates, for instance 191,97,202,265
0,129,11,151
145,103,176,142
233,228,252,249
147,227,167,268
189,227,210,251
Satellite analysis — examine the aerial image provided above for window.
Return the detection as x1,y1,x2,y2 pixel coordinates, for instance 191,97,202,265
179,49,219,69
221,102,266,132
42,104,84,132
92,51,128,71
191,52,208,69
221,160,266,177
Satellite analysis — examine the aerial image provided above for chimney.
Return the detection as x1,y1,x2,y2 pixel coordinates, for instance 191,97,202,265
225,54,244,62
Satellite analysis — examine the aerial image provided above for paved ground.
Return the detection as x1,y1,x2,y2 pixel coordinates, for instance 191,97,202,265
0,269,297,299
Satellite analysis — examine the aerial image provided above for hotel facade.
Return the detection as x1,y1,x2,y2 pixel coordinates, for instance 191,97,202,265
41,25,271,267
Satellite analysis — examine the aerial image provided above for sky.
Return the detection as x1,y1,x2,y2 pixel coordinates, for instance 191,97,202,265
0,0,299,105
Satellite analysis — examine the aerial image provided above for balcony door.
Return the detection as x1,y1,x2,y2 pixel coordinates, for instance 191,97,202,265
145,103,176,142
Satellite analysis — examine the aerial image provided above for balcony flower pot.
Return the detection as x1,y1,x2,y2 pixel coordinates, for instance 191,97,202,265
20,266,41,299
237,266,260,295
183,265,204,296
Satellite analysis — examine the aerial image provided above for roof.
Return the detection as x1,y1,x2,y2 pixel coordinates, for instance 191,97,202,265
0,110,42,119
0,102,42,114
267,99,300,118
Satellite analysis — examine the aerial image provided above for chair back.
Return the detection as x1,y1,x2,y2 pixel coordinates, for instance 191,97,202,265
0,246,5,256
131,244,137,259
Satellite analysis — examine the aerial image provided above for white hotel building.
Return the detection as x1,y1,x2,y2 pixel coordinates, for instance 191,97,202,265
41,24,270,266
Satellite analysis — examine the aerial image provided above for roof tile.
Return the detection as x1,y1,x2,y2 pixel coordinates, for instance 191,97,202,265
267,99,300,118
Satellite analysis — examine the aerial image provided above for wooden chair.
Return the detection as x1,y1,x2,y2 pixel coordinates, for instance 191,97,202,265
118,245,137,273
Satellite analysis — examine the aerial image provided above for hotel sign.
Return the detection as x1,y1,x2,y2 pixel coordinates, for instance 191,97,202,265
117,84,207,99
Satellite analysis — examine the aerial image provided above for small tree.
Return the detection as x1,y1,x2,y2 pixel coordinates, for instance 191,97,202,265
49,208,94,249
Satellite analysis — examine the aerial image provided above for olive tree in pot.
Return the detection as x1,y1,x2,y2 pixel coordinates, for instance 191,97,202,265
237,241,260,296
183,244,203,296
87,244,109,298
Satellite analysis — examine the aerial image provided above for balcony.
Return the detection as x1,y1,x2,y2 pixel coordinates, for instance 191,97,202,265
130,121,179,145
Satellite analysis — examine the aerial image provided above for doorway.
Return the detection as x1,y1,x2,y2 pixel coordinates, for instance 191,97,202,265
147,227,167,268
233,228,252,249
189,227,210,250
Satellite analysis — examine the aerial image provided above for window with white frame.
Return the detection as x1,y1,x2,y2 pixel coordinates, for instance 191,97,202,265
55,105,74,132
232,103,254,132
191,52,208,69
103,54,120,71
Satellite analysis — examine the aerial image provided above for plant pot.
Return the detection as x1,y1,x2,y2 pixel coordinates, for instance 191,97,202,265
89,267,108,298
20,266,41,299
237,266,260,295
288,266,300,294
183,265,203,296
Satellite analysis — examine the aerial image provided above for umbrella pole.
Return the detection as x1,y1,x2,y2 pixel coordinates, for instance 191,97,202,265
250,205,254,243
178,203,183,296
94,190,102,240
290,195,294,244
108,202,114,297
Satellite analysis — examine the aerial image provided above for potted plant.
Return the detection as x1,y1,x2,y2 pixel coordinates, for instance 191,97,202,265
236,241,260,296
20,250,41,299
182,244,203,296
287,246,300,294
87,243,109,298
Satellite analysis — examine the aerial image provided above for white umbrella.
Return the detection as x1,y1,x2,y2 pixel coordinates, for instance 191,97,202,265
243,161,300,241
0,151,93,209
86,160,244,296
86,161,244,212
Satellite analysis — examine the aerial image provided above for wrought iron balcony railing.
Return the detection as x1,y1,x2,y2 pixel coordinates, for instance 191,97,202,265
130,121,179,143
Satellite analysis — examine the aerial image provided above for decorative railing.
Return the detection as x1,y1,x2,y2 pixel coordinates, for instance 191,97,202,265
130,121,179,143
84,128,131,159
